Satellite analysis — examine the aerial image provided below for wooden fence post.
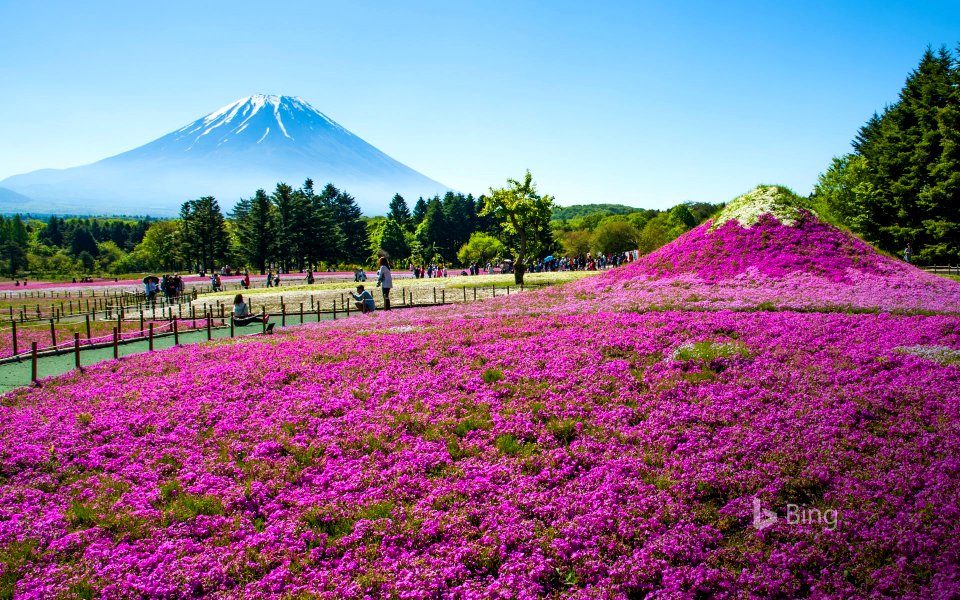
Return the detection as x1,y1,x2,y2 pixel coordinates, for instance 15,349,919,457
31,342,38,384
74,333,81,370
11,321,17,356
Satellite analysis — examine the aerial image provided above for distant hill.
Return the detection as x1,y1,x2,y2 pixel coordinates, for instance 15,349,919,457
551,203,642,221
0,95,450,217
0,187,48,215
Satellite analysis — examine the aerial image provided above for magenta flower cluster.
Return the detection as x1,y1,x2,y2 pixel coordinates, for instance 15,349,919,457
1,215,959,598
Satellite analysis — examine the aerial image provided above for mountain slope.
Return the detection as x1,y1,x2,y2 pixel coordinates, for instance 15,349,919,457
0,95,449,216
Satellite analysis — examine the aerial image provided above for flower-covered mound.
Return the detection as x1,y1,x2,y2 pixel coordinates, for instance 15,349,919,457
586,195,960,313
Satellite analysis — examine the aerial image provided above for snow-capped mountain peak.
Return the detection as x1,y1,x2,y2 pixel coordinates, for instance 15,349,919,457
175,94,350,149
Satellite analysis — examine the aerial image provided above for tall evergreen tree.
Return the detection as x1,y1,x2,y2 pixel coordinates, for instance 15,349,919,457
815,45,960,263
231,189,278,274
180,196,230,273
324,184,367,264
387,194,412,231
412,197,429,226
39,216,64,247
302,179,343,270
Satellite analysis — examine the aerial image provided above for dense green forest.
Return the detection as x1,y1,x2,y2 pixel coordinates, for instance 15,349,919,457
814,45,960,264
0,177,719,278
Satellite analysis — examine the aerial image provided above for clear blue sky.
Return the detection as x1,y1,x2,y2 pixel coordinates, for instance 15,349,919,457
1,0,958,210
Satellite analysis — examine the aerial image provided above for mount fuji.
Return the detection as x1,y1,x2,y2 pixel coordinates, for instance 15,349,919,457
0,95,450,216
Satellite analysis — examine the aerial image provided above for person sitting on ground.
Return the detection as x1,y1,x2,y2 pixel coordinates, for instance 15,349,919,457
350,285,376,313
232,293,269,326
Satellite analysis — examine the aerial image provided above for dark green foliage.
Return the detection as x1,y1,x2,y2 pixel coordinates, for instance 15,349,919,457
412,197,429,226
179,196,230,273
387,193,412,230
814,45,960,263
231,189,278,274
325,184,367,265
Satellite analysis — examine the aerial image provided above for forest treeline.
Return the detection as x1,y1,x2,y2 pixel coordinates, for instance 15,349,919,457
0,177,720,278
814,45,960,263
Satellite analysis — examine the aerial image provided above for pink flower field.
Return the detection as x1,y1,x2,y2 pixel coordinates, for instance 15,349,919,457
1,211,959,598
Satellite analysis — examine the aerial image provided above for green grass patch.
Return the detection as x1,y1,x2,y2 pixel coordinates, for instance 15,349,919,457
481,368,504,384
672,340,749,361
454,414,492,438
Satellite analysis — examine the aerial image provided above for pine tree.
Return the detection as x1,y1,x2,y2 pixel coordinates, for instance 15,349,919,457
416,198,449,261
412,197,428,226
231,189,278,274
180,197,229,273
387,194,412,231
815,45,960,263
301,179,342,270
322,184,367,265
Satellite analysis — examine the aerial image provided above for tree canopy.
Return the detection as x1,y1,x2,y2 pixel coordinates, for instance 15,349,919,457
814,45,960,263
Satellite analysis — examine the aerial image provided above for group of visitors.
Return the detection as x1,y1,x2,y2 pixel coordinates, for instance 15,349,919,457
410,264,448,279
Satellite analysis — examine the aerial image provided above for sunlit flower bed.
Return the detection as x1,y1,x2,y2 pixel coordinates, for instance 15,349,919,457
1,208,959,598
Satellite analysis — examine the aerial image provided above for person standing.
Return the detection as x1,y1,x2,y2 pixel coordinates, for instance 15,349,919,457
376,257,393,310
904,243,913,263
266,269,273,288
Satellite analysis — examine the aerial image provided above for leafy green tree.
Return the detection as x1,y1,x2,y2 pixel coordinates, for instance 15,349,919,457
592,218,640,255
136,220,183,271
78,250,96,272
668,205,697,230
457,232,505,266
561,229,593,257
480,171,555,284
95,241,124,272
636,213,674,254
373,218,410,264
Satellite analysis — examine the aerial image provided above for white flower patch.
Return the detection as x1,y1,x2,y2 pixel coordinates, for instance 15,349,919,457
894,345,960,366
711,185,818,230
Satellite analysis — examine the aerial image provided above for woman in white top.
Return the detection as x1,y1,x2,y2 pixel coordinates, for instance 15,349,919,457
376,257,393,310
